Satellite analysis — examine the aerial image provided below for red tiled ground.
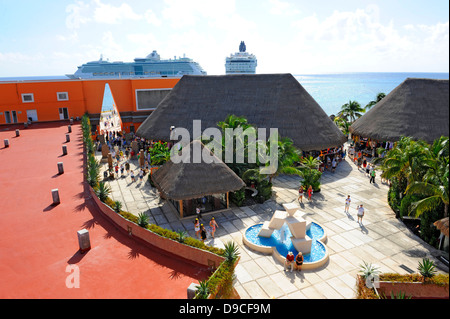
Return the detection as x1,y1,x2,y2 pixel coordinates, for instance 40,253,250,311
0,122,210,298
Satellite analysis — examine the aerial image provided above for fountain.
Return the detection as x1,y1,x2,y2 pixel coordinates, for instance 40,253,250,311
243,202,329,269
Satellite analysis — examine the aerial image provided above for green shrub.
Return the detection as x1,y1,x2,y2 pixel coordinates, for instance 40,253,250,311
230,188,245,206
418,258,437,279
137,212,149,228
95,182,111,202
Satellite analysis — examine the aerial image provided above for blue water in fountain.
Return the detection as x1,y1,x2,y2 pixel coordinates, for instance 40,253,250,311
245,222,326,263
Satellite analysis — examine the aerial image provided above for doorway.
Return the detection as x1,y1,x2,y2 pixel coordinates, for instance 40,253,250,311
27,109,38,122
59,107,69,120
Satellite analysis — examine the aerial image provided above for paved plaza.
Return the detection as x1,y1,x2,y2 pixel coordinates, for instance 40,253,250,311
96,146,448,299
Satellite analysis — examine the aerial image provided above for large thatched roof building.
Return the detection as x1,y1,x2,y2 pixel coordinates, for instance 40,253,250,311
151,140,245,217
136,74,346,151
349,78,449,144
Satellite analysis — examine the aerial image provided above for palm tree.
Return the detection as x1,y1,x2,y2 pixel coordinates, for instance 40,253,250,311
406,136,449,217
265,135,302,183
217,114,252,131
377,136,430,186
333,115,350,136
365,92,386,111
338,100,365,123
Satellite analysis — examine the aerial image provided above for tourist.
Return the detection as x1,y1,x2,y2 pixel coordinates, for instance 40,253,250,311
139,169,144,182
345,195,351,213
200,224,207,243
295,252,304,271
125,162,130,176
369,166,376,184
307,185,313,201
130,170,135,182
196,205,202,220
298,186,304,203
357,204,365,224
284,251,295,272
209,217,219,239
331,157,337,173
194,218,201,239
120,164,124,177
357,156,362,170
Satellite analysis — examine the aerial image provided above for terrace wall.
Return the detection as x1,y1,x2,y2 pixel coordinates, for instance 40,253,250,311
88,186,225,268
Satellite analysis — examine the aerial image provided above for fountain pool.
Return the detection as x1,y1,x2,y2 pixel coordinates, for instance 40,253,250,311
243,221,329,269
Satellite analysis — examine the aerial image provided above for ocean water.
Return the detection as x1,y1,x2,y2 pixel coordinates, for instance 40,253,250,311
294,72,449,116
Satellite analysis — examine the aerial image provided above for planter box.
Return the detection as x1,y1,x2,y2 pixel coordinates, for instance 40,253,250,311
378,281,449,299
89,187,224,268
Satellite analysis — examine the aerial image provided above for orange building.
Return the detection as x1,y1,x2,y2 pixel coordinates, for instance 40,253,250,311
0,77,180,133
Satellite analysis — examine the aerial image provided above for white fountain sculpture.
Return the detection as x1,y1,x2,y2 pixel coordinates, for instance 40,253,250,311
257,202,312,254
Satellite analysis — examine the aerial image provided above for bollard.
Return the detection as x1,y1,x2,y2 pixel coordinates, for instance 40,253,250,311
15,129,20,137
51,189,60,205
68,125,72,133
4,139,9,148
57,162,64,175
66,134,70,142
62,145,68,155
77,229,91,253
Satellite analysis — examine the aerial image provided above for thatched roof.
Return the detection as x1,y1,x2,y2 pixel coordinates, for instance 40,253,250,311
151,140,245,200
349,78,449,144
136,74,346,151
434,217,449,237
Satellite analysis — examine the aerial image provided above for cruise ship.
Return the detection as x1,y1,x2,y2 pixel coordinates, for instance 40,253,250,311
225,41,257,74
66,50,207,79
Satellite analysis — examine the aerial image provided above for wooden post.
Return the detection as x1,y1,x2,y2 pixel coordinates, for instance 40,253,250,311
226,192,229,208
179,200,183,218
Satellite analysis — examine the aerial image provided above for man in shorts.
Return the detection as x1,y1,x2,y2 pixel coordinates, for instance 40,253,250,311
357,204,365,224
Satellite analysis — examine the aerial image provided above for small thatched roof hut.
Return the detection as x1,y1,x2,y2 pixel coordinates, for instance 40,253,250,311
136,74,346,151
151,140,245,217
434,217,449,237
349,78,449,144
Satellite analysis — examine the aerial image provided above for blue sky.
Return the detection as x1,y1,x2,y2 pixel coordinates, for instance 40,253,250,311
0,0,448,76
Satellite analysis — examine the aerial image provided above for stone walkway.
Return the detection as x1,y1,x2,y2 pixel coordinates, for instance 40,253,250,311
96,148,448,299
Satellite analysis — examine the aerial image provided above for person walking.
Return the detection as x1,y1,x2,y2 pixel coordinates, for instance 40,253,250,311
369,167,376,184
130,170,135,182
200,224,207,243
345,195,351,213
209,217,219,239
298,186,304,203
194,218,201,239
307,185,313,201
357,204,365,224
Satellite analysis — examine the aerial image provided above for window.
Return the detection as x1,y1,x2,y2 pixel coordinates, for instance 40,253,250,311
57,92,69,101
21,93,34,103
136,89,172,110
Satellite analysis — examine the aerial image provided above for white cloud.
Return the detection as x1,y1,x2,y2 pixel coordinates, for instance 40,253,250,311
65,1,91,30
144,10,162,27
267,0,300,16
161,0,236,28
93,0,142,24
